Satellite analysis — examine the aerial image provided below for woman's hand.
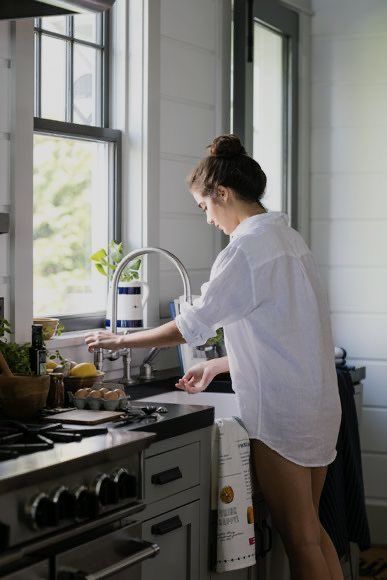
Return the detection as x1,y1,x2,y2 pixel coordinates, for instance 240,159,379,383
175,361,216,394
84,330,125,352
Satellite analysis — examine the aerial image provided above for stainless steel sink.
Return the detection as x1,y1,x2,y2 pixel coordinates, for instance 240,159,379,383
105,374,233,400
105,377,179,400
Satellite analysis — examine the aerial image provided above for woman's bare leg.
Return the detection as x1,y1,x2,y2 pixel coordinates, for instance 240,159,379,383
250,439,343,580
311,466,344,580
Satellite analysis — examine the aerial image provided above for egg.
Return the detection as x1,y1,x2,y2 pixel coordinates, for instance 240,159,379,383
75,388,88,399
104,390,120,400
83,388,92,394
99,387,110,397
114,388,126,398
89,389,102,399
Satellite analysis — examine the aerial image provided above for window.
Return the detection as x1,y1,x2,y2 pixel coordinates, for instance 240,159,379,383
33,13,121,330
233,0,299,225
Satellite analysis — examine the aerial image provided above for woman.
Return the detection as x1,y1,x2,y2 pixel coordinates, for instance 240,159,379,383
85,135,342,580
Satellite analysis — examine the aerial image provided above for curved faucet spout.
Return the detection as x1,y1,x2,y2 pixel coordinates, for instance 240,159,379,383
110,247,192,334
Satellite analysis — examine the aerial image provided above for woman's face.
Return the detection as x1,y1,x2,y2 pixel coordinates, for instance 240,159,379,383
192,188,237,235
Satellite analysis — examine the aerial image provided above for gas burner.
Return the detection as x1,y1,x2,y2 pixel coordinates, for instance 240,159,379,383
0,420,108,461
113,404,168,428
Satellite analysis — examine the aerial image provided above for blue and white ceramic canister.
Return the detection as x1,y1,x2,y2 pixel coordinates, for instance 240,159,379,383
106,281,149,332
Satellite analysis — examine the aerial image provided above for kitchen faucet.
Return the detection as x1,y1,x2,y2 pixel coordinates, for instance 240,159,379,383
94,247,192,384
139,346,161,380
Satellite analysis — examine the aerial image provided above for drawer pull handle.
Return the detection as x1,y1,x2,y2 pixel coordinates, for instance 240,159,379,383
151,515,182,536
151,467,182,485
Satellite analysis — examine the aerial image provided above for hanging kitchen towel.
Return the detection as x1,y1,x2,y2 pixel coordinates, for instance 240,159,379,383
319,368,371,558
211,417,256,573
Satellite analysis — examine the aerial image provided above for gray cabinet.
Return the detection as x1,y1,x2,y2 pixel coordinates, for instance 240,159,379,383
143,441,200,503
140,428,211,580
142,501,200,580
139,426,261,580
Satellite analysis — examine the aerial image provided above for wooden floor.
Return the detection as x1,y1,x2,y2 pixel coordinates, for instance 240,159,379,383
359,546,387,579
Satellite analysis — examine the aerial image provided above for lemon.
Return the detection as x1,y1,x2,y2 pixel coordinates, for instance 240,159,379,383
69,362,98,378
46,361,58,370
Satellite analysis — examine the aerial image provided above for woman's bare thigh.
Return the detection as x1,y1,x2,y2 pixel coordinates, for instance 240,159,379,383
311,466,328,512
250,439,322,544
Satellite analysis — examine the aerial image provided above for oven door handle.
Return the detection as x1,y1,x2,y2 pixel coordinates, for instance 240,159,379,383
83,542,159,580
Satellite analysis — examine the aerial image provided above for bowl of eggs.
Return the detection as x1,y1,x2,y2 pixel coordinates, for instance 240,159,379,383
71,386,127,411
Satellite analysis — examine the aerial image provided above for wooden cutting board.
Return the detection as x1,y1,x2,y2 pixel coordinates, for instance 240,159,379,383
42,409,124,425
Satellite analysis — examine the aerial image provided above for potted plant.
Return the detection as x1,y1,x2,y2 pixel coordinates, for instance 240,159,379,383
0,318,32,375
91,241,149,331
196,328,226,360
206,327,227,357
0,319,50,418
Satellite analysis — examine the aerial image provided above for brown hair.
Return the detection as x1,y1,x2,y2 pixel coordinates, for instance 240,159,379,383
187,134,267,204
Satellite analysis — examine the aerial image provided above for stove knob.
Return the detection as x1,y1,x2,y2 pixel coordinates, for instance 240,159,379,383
92,473,118,506
26,492,58,530
111,468,137,500
73,486,99,520
51,486,76,521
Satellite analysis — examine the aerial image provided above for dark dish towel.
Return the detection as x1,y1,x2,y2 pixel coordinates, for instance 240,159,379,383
319,369,371,559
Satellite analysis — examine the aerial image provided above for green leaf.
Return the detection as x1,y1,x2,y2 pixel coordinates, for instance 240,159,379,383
130,258,141,271
95,263,107,277
91,242,142,282
90,248,107,262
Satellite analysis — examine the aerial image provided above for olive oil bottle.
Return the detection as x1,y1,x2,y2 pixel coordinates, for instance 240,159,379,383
29,324,46,375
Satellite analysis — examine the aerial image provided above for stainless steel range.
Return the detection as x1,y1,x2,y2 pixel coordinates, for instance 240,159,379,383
0,398,214,579
0,418,157,580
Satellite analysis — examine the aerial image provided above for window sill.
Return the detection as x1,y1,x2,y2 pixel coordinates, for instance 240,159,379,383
46,329,98,349
46,327,153,349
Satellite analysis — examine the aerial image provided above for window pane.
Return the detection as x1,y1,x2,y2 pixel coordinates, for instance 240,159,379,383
73,45,100,126
41,16,67,35
41,35,66,122
33,135,109,317
73,13,98,43
253,23,284,212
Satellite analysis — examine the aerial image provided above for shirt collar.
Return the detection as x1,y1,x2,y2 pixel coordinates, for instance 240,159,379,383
230,211,289,241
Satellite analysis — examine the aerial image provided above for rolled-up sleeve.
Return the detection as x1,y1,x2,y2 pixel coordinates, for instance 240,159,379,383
175,244,256,347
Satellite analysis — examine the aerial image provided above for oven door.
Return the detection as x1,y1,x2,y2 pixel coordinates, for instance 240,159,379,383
0,560,49,580
55,522,159,580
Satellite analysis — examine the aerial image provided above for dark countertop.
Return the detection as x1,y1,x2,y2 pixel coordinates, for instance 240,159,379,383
1,362,362,492
0,399,215,493
116,400,215,440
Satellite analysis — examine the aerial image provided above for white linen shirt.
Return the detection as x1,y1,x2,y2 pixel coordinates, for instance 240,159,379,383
175,212,341,467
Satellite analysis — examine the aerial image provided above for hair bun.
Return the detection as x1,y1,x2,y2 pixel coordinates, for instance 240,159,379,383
208,134,246,158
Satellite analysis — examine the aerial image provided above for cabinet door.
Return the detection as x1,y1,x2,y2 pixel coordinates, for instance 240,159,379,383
142,501,199,580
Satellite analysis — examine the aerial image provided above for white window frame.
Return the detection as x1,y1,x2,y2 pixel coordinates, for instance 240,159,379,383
33,11,122,331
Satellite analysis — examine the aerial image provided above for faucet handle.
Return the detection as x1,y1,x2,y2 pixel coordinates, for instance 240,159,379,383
140,362,155,381
93,348,104,372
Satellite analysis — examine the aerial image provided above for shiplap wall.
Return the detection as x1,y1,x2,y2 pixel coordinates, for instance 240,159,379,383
158,0,227,319
311,0,387,541
0,22,11,322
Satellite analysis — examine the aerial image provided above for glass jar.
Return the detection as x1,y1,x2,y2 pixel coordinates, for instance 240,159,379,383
47,372,65,408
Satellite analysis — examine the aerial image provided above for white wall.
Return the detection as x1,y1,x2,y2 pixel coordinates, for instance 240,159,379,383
0,22,11,322
311,0,387,542
156,0,230,369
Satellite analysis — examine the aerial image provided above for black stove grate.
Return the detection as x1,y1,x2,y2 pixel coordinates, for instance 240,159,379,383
0,420,108,461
